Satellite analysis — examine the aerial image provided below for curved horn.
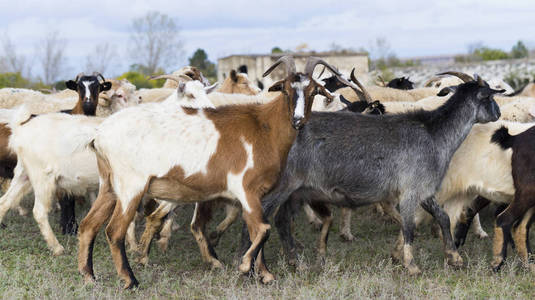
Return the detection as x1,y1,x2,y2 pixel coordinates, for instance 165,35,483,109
304,57,342,77
263,55,296,77
474,74,486,86
92,72,106,83
350,69,373,103
317,66,326,78
39,88,54,94
75,72,85,82
377,75,386,87
436,71,474,83
423,77,441,87
148,74,191,83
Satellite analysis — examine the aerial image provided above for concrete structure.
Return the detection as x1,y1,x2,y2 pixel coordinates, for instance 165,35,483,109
217,52,369,87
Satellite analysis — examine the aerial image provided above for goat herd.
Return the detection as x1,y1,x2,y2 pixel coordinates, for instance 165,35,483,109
1,56,535,289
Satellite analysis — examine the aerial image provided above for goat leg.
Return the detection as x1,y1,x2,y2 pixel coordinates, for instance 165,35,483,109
421,196,463,269
454,196,490,248
492,204,513,272
59,194,78,235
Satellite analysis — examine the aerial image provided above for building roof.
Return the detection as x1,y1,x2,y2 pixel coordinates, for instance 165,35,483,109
218,51,368,61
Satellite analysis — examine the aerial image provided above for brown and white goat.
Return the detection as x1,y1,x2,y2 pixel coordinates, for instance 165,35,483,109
76,56,345,288
218,69,261,95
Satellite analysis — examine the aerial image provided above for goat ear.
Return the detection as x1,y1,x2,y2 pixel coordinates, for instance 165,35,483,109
437,86,456,96
256,80,264,90
268,80,285,92
100,81,112,92
65,80,77,91
230,70,238,83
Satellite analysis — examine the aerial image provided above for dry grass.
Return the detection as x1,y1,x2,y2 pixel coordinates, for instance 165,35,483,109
0,197,534,299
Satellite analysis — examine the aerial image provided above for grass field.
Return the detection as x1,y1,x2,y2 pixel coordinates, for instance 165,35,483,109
0,196,534,299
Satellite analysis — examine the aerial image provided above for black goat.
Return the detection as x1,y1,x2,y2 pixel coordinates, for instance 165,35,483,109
489,125,535,271
387,76,414,90
256,75,502,275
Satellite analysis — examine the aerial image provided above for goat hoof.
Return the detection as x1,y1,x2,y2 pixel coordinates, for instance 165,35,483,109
340,232,355,242
123,279,139,290
156,239,169,252
260,272,275,284
135,256,149,266
407,263,422,275
17,207,29,216
210,259,224,269
82,273,96,285
491,258,504,272
52,245,65,256
476,231,489,239
238,261,251,274
446,251,463,268
391,251,403,264
0,223,6,229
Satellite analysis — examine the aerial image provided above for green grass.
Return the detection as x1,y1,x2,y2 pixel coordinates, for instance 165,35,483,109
0,197,534,299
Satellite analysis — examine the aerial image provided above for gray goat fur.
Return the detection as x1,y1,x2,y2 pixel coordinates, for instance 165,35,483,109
259,79,503,274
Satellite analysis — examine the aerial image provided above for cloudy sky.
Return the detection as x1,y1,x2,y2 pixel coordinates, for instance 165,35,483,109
1,0,534,78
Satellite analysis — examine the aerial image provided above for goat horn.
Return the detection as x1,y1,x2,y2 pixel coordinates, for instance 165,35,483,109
436,71,474,83
75,72,85,82
149,74,191,83
350,69,373,103
317,66,326,78
423,77,440,87
39,88,54,94
377,76,386,87
92,72,106,83
263,55,296,77
304,57,342,77
474,74,486,86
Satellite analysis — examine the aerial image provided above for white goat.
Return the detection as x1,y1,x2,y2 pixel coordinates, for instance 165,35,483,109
0,79,216,255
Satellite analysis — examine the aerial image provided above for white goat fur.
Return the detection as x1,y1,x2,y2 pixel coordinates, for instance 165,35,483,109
0,80,213,255
337,85,439,103
416,121,534,233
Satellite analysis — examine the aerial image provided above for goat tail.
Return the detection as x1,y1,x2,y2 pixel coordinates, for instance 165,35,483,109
491,126,514,150
7,105,33,130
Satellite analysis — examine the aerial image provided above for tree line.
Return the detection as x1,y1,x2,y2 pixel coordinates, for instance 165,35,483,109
0,11,217,89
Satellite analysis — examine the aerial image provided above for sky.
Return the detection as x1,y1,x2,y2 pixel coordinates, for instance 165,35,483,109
1,0,534,79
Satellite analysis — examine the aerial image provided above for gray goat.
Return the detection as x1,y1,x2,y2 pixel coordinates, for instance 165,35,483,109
259,76,503,275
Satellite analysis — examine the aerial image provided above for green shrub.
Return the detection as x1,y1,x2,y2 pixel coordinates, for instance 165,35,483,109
0,72,30,88
117,71,164,89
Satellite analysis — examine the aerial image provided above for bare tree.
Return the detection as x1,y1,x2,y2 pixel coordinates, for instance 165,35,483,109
36,31,67,85
0,33,31,76
368,37,393,60
129,11,183,75
85,43,117,74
